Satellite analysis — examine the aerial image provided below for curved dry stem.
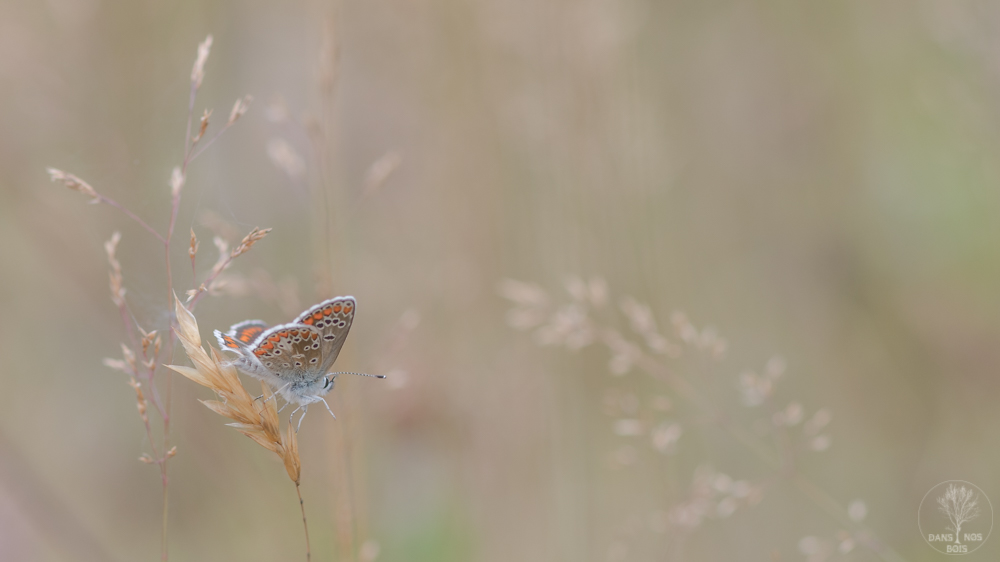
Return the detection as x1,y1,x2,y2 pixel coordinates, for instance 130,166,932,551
296,482,311,562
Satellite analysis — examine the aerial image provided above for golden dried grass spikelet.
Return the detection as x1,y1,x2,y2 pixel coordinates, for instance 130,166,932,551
167,294,301,483
194,109,211,143
47,168,100,202
189,228,199,262
185,286,204,303
232,226,271,258
139,329,157,356
185,227,271,304
284,418,301,482
129,378,148,422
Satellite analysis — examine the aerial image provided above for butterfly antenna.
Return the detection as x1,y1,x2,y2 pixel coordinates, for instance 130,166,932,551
329,371,387,379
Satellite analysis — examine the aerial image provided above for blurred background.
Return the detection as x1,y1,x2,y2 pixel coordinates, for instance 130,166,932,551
2,0,1000,560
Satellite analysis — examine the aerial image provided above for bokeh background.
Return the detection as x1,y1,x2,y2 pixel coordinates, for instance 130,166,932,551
2,0,1000,560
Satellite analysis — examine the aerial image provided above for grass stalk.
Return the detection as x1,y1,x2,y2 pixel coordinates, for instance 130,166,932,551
48,33,257,562
296,482,312,562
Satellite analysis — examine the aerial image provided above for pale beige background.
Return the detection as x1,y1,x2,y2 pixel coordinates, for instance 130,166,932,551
1,0,998,561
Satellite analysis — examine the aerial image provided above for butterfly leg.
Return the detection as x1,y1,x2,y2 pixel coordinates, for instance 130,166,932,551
287,404,302,425
257,382,291,404
318,397,337,420
295,405,309,432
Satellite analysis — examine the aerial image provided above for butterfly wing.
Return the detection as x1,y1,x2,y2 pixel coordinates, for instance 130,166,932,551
247,323,326,383
215,320,269,353
230,320,268,344
294,296,356,373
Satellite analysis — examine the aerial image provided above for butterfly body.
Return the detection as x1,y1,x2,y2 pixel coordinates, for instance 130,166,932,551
215,296,357,412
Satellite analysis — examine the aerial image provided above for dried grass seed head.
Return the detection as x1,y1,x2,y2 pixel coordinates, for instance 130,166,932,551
103,358,128,373
191,34,213,89
167,295,301,483
139,329,158,356
104,232,126,306
228,95,253,125
48,167,99,202
130,378,148,420
189,228,199,260
120,342,137,372
232,226,271,258
170,167,184,198
194,109,211,143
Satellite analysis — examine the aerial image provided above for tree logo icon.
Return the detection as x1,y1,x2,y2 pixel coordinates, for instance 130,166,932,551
919,481,993,555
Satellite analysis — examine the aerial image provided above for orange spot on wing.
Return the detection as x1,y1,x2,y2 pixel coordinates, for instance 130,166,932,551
313,312,323,320
344,306,352,314
268,335,280,343
290,330,299,336
278,331,289,338
262,342,274,350
303,317,314,325
333,305,342,313
323,307,333,316
254,349,266,356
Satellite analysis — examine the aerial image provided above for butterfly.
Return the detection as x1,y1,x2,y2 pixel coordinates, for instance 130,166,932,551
214,296,383,428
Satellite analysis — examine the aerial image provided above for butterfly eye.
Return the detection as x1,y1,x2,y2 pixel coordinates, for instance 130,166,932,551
323,377,333,390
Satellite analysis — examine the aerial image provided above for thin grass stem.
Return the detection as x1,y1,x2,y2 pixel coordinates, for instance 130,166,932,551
296,482,312,562
96,195,166,243
187,123,235,163
160,468,169,562
183,82,197,170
